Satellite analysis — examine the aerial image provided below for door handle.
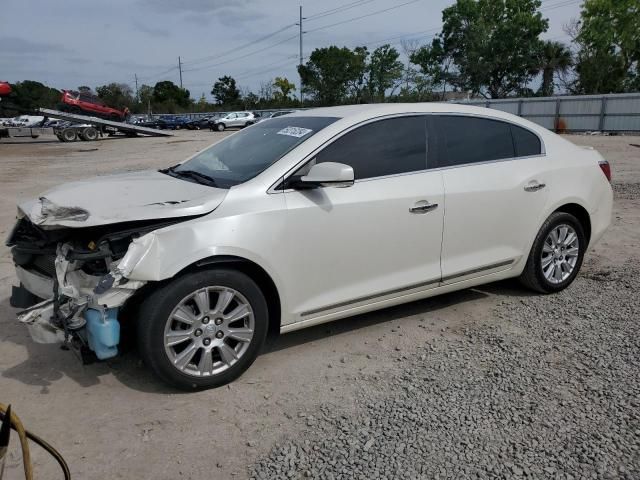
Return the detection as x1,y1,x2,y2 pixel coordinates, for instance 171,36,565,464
409,201,438,214
524,181,546,192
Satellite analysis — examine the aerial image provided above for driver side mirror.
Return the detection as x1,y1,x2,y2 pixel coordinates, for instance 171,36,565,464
292,162,355,189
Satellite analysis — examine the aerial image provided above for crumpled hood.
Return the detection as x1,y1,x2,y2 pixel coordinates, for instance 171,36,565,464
19,170,228,228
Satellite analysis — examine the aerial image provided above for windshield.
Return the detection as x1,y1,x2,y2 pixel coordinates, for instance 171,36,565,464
170,116,338,188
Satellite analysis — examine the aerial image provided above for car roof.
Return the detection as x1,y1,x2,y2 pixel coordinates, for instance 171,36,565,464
287,102,547,134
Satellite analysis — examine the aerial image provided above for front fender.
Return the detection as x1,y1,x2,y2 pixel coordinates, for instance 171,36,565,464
117,206,288,312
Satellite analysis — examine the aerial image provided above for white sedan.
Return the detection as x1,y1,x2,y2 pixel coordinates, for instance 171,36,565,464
8,104,613,389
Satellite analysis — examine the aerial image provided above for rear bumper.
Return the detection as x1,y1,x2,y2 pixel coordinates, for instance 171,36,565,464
589,184,614,246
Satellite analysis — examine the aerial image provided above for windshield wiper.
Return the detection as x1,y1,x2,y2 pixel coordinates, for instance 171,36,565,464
162,166,218,187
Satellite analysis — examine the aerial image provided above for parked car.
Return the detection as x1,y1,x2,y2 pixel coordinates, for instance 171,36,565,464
269,110,296,119
211,111,256,131
8,104,612,390
162,116,190,130
185,116,218,130
60,90,129,122
8,115,45,127
134,118,171,130
254,110,298,124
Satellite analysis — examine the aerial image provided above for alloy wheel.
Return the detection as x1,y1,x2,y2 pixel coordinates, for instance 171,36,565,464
163,286,255,377
540,224,580,284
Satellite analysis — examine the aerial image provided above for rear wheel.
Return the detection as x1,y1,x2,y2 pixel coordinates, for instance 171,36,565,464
60,128,78,142
137,268,268,390
519,212,586,293
80,127,98,141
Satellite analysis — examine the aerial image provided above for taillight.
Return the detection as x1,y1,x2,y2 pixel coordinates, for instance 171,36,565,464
599,160,611,183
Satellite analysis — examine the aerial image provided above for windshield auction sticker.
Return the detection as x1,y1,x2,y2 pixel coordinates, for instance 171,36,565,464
277,126,313,138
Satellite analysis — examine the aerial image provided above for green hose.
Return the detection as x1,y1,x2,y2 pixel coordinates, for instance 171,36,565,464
0,403,70,480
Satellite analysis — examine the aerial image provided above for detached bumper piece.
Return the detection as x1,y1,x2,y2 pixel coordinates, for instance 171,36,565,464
9,284,42,309
18,300,121,361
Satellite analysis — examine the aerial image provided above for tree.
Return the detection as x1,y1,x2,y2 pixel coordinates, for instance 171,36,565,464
272,77,296,102
211,76,240,106
136,84,154,114
411,38,457,99
96,82,134,109
1,80,60,115
298,46,368,105
258,81,274,102
536,41,572,96
366,44,404,101
152,80,191,108
572,0,640,94
414,0,548,98
243,92,260,110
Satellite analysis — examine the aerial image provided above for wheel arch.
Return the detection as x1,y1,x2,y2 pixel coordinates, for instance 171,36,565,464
179,255,282,339
552,203,592,247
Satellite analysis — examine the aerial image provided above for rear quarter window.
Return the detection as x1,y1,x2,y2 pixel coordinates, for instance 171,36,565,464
511,125,542,157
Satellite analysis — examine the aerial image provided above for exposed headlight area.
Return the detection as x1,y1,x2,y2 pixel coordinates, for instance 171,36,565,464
6,215,194,361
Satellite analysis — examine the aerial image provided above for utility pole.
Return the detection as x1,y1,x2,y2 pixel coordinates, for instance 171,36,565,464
296,6,306,106
178,56,183,88
134,74,139,102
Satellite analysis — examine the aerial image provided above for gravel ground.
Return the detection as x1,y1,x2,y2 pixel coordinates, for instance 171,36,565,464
250,259,640,480
613,182,640,199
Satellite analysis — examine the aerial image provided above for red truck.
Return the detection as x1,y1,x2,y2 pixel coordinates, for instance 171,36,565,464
0,81,11,97
60,90,129,121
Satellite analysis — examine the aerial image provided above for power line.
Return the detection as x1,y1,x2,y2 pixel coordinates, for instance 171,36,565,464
183,33,299,73
182,23,297,67
306,0,377,21
137,65,178,83
540,0,582,12
306,0,425,34
235,58,299,81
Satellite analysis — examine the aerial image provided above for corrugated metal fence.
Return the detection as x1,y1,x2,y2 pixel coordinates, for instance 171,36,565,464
152,92,640,133
460,92,640,133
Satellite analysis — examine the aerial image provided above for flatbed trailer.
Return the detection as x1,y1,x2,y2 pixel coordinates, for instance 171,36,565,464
38,108,173,141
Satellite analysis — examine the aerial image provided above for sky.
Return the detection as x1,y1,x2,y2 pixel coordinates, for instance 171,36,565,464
1,0,583,101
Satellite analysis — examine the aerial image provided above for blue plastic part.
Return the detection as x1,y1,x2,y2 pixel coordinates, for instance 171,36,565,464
84,308,120,360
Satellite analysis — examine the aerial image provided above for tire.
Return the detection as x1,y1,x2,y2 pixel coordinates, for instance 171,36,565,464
81,127,98,141
31,135,39,139
61,128,78,142
519,212,586,293
137,268,268,390
216,123,225,132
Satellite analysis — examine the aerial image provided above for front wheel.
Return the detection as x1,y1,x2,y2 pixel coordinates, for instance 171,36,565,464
519,212,586,293
137,268,268,390
216,123,225,132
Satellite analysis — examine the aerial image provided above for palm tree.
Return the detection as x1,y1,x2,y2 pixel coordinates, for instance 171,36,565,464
538,41,573,97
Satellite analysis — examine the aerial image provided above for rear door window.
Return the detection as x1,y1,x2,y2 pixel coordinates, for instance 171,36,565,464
313,116,427,180
435,116,514,167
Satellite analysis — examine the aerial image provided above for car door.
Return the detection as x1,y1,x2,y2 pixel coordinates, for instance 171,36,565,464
280,115,445,324
226,113,239,127
433,115,551,283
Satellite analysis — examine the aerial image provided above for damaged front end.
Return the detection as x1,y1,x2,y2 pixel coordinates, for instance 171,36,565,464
7,214,189,362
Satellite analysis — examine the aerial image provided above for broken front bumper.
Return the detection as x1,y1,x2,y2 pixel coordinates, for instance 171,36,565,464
13,242,147,360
